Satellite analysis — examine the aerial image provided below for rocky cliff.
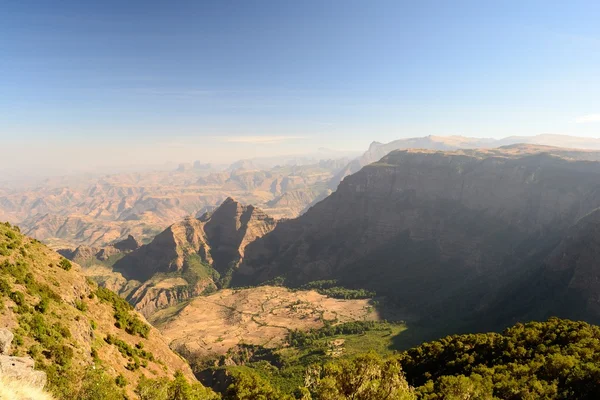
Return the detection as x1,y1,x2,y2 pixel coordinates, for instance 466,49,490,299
107,198,276,316
114,198,276,281
236,145,600,327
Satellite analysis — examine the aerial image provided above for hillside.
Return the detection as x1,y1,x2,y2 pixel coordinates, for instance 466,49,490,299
0,222,215,399
236,145,600,334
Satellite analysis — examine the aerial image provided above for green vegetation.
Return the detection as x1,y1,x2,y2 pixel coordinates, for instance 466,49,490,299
105,334,155,370
203,318,600,399
287,321,395,347
399,317,600,399
300,280,376,299
136,371,220,400
96,286,150,337
303,353,416,400
0,222,22,256
221,353,415,400
59,258,72,271
183,254,221,286
0,222,220,399
200,321,405,395
7,221,600,399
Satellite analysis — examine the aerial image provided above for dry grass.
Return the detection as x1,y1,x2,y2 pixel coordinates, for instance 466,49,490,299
0,378,53,400
154,285,380,358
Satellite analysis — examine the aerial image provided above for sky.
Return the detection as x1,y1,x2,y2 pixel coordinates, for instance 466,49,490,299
1,0,600,175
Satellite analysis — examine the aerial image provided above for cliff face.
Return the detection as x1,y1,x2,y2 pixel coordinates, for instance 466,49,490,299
107,198,276,316
237,146,600,322
114,198,276,282
514,208,600,325
203,197,277,274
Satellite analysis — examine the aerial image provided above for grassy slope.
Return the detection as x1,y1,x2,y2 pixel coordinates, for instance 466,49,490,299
0,222,199,399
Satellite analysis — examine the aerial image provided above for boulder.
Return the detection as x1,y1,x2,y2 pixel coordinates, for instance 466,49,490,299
0,329,14,355
0,355,47,389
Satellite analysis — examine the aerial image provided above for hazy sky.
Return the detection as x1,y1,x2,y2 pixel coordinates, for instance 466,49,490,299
1,0,600,175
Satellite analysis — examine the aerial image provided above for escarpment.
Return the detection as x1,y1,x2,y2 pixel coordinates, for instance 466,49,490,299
236,146,600,326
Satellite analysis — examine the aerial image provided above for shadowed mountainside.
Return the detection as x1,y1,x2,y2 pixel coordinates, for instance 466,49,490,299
236,145,600,332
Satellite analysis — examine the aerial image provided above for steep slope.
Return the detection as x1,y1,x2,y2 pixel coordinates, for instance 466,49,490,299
108,198,277,316
114,198,276,281
237,145,600,328
486,207,600,328
0,222,205,399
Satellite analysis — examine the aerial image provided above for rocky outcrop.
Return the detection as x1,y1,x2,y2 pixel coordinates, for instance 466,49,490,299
59,235,141,268
203,197,277,273
128,278,216,318
237,146,600,326
114,198,276,282
113,217,210,281
525,208,600,324
112,234,141,252
0,329,14,355
0,328,47,390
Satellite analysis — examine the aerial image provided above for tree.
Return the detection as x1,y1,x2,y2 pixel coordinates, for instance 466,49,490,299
225,370,292,400
305,352,416,400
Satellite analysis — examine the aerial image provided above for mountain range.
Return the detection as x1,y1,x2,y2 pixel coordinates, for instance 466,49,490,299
61,140,600,344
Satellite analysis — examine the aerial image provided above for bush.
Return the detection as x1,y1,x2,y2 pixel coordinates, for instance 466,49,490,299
104,334,154,370
59,259,72,271
75,300,87,312
76,367,125,400
226,370,291,400
300,280,375,299
115,374,127,388
96,287,150,338
304,352,416,400
10,291,25,306
398,318,600,399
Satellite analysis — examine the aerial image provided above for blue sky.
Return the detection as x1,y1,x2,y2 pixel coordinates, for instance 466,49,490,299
1,0,600,172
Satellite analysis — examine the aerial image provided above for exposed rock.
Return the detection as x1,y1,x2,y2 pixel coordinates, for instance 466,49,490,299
114,198,276,281
129,278,215,318
0,329,14,355
113,234,141,252
0,330,46,390
96,246,121,261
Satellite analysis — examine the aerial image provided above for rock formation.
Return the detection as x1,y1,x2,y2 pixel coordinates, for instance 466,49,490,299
114,198,276,282
0,328,47,390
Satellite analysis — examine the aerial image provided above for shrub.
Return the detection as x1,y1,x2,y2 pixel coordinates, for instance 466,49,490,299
115,374,127,388
10,291,25,306
75,300,87,312
96,287,150,337
59,259,72,271
76,367,125,400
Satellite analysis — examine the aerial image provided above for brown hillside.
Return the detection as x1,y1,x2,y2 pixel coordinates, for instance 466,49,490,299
0,222,201,399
